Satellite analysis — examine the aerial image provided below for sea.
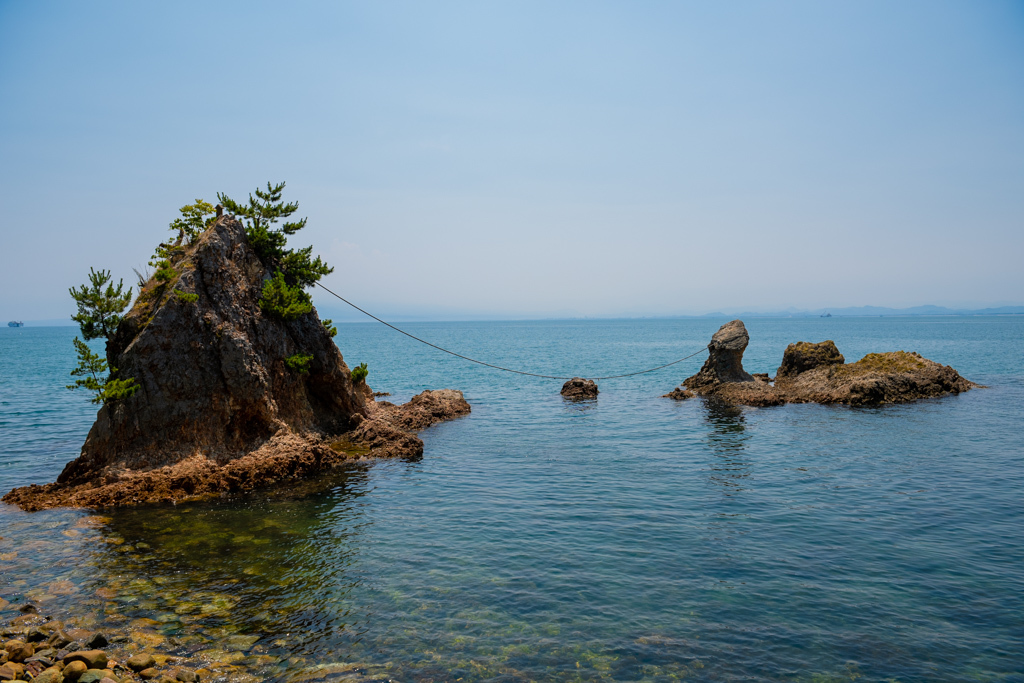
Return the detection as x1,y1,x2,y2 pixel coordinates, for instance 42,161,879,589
1,317,1022,682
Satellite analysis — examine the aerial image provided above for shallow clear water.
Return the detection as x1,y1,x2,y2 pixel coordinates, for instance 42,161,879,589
1,318,1023,682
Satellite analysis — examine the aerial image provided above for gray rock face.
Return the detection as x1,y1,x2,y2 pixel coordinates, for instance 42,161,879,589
683,320,754,390
58,217,369,484
560,377,598,400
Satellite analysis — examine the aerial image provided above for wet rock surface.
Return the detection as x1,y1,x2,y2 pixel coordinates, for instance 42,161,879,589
675,320,977,407
3,218,469,512
560,378,599,400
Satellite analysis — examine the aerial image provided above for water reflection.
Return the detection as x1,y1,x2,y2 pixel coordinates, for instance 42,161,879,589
701,398,752,495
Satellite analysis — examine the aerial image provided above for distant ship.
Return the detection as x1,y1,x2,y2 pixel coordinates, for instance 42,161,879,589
820,312,832,318
7,321,24,327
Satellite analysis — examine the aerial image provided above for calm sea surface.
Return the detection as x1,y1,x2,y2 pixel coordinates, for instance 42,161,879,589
1,317,1022,682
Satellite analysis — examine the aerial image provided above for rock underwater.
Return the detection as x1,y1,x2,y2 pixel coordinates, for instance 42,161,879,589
673,320,977,407
4,217,469,511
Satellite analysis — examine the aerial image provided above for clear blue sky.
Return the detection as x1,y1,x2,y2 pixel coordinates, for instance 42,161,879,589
2,1,1022,322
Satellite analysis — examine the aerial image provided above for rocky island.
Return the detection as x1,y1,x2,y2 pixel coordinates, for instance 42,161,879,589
665,319,977,406
4,210,468,512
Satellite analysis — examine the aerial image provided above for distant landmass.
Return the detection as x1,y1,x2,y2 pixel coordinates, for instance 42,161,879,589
699,305,1024,318
5,305,1024,326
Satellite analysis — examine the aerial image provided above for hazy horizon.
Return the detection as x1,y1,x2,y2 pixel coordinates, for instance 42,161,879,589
2,1,1022,322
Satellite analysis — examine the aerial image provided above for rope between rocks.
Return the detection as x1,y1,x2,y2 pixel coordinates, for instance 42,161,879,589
314,282,708,381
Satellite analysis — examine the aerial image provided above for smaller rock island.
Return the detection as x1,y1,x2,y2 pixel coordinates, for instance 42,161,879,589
561,377,599,400
670,319,977,407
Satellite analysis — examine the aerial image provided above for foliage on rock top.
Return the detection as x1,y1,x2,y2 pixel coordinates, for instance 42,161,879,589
840,351,928,376
217,181,332,322
216,181,333,289
169,200,217,245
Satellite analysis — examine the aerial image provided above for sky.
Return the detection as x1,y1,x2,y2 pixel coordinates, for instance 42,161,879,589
1,1,1022,323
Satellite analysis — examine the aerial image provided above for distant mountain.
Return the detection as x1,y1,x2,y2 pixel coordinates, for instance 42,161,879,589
703,305,1024,318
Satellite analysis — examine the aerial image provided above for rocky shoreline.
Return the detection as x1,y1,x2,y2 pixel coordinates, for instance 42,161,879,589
1,605,201,683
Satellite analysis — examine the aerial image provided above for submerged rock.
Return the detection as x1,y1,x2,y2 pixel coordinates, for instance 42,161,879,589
4,217,468,511
674,320,977,407
560,378,598,400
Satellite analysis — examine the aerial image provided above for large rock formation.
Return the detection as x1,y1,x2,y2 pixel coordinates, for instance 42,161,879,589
684,320,754,388
4,217,468,511
774,349,977,406
682,320,783,406
673,320,977,407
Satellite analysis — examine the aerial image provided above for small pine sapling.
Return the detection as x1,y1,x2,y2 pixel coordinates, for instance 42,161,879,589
321,318,338,337
69,268,132,340
67,338,139,404
350,362,368,384
169,199,216,245
285,352,314,374
259,272,313,320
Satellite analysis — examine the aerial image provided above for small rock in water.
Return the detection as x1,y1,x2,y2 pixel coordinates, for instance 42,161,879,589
62,660,88,682
64,650,108,670
27,626,50,643
32,666,64,683
47,630,73,649
76,669,109,683
560,377,598,400
173,667,199,683
127,654,156,672
17,605,38,615
0,662,25,680
84,633,108,649
138,668,160,680
663,386,693,400
5,640,34,663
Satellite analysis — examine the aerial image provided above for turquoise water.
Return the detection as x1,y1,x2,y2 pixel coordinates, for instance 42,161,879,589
1,318,1023,682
